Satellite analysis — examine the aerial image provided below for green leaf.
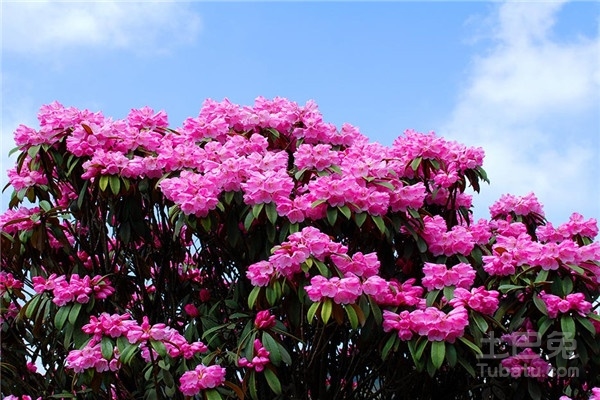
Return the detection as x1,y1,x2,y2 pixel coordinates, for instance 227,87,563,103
120,343,138,365
326,207,338,226
371,215,386,234
345,304,359,329
321,299,332,324
248,286,261,309
426,290,440,307
150,340,168,358
262,333,282,366
355,212,367,228
369,297,382,325
443,286,455,301
410,156,422,171
23,294,42,319
264,368,282,395
458,336,483,356
244,211,255,231
408,338,428,364
431,341,445,369
338,205,352,220
27,144,41,159
307,302,319,323
537,316,554,338
446,343,457,367
204,389,222,400
472,312,489,333
54,305,71,330
576,316,596,336
99,175,109,192
498,284,525,293
560,315,576,339
248,371,258,400
101,337,113,359
416,236,428,253
381,334,397,360
39,200,52,212
252,203,265,218
265,202,278,224
68,302,82,325
533,295,548,315
562,277,573,295
109,175,121,195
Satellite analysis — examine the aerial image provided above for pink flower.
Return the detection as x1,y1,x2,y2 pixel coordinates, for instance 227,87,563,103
304,274,362,305
82,313,134,339
540,292,593,319
254,310,276,330
184,303,199,318
238,339,271,372
449,287,499,316
179,364,226,396
126,316,169,344
422,262,475,290
500,348,551,382
246,260,275,287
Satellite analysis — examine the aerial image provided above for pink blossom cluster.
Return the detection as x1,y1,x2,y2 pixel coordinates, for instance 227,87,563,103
32,273,114,306
66,341,120,373
68,313,209,374
126,316,208,360
247,226,345,285
448,287,499,315
490,193,545,219
330,251,380,278
0,272,24,297
483,224,600,276
537,213,599,242
7,162,48,191
421,216,475,256
389,130,485,177
0,206,41,234
305,274,362,305
238,339,271,372
500,348,552,382
3,395,41,400
362,277,423,307
179,364,226,396
254,310,276,330
294,143,340,171
383,306,469,342
539,292,592,319
421,262,476,290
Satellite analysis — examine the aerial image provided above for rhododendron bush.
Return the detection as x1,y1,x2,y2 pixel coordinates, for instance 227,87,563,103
1,98,599,400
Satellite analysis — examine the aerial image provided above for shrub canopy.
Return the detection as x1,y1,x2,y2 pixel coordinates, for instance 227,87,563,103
1,98,599,400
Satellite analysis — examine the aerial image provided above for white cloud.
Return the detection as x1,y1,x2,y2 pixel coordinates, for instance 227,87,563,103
444,1,600,223
2,1,202,56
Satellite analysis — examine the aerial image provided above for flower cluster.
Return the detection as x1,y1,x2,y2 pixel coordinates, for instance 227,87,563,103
383,306,469,343
421,216,475,257
238,339,271,372
247,226,345,285
305,275,363,305
0,272,24,298
254,310,276,330
500,348,552,382
32,274,114,306
67,313,209,374
179,364,226,396
490,192,545,219
449,287,499,315
539,292,593,319
421,262,476,291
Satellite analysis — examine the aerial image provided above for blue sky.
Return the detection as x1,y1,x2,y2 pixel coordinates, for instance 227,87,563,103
1,1,599,225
